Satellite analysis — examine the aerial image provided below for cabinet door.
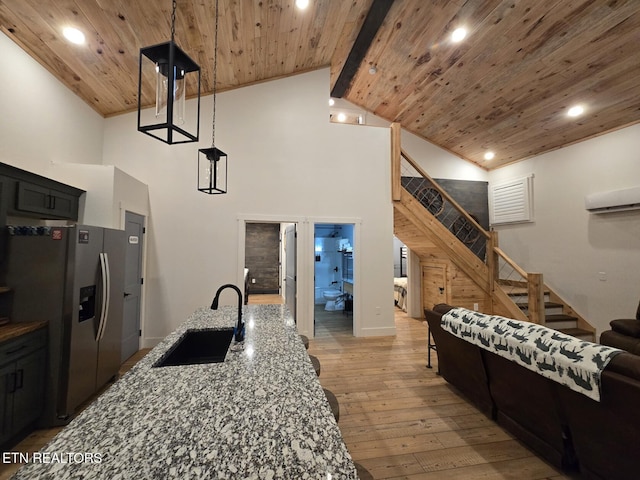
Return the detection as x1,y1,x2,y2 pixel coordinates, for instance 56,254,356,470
12,349,46,435
16,182,50,216
48,189,77,219
422,263,450,310
0,363,15,445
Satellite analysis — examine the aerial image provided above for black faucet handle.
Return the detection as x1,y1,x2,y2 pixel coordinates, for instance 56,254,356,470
234,323,245,343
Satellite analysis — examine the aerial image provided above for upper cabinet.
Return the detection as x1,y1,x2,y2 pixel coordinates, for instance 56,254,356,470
16,182,78,219
0,163,84,222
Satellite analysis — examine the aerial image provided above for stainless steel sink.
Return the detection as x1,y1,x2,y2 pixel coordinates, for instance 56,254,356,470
153,328,234,367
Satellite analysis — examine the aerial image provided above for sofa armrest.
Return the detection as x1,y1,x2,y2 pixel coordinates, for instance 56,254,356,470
601,330,640,356
609,318,640,338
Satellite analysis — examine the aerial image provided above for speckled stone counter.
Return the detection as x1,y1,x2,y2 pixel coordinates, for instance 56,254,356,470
12,304,357,479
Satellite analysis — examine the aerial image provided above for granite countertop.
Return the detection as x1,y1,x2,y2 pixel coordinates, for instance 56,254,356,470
0,321,48,344
12,304,357,479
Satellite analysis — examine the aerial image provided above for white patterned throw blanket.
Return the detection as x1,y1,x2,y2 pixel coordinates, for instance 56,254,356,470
441,308,623,401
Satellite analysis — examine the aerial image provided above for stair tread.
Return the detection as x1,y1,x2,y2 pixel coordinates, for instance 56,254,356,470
556,327,593,337
506,287,550,296
545,314,578,322
516,301,563,309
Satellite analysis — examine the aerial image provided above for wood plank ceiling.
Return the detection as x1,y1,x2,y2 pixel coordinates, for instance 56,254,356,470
1,0,639,169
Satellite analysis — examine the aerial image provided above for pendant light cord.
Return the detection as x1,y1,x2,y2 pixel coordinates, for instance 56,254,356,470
171,0,177,42
211,0,219,149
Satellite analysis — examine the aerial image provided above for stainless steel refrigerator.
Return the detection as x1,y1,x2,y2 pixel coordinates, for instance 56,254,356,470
4,225,125,426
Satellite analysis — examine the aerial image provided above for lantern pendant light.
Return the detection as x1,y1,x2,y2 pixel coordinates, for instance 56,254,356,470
138,0,201,144
198,0,228,194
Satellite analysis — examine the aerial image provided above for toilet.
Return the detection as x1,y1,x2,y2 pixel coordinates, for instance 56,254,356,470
323,289,343,311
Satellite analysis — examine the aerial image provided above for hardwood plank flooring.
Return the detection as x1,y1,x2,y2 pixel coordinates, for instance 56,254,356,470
309,308,576,480
247,293,285,304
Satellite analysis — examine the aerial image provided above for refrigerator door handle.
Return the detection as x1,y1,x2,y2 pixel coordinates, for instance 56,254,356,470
96,252,111,342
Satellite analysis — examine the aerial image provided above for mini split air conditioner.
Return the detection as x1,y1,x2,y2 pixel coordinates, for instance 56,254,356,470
584,186,640,213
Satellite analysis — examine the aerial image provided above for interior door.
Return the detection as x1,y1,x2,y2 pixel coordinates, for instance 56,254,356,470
421,263,449,311
284,224,297,321
121,212,145,363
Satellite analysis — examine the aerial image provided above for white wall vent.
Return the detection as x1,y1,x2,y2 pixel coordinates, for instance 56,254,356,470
489,175,534,225
585,186,640,213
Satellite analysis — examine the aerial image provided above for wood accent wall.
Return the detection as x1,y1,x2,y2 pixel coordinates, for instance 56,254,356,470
395,207,488,313
245,223,280,294
395,199,529,320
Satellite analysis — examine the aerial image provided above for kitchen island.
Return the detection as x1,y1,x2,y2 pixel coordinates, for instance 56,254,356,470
11,304,357,479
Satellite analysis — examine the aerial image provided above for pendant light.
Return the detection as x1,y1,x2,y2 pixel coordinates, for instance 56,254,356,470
198,0,228,195
137,0,201,144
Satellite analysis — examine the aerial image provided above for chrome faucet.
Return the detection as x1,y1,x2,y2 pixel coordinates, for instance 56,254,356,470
211,284,245,342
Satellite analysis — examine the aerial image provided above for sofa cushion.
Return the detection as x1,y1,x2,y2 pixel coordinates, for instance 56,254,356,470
610,319,640,338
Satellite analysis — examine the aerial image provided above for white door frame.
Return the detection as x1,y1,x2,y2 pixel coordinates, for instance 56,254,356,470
237,214,362,338
237,214,308,335
309,216,362,338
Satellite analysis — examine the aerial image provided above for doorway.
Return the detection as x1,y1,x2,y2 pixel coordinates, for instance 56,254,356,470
245,223,281,295
313,223,354,337
121,211,145,363
242,220,298,321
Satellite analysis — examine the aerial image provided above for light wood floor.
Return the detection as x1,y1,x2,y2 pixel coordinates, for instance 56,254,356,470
2,298,573,479
309,308,574,480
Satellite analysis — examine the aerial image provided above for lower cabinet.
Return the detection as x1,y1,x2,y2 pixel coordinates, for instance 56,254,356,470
0,329,46,446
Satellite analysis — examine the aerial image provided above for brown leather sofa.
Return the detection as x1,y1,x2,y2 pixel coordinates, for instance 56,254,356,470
424,304,494,418
425,303,640,480
600,301,640,355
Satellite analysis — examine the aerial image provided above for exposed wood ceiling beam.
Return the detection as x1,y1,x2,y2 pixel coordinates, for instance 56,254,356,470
330,0,395,99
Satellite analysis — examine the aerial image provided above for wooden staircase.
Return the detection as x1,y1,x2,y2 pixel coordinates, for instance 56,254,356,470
390,123,596,341
504,285,595,341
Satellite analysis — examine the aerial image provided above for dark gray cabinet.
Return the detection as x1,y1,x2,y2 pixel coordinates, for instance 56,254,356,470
16,182,78,219
0,163,84,222
0,328,47,446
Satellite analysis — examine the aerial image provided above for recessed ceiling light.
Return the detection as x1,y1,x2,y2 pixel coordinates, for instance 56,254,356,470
295,0,310,10
336,112,347,123
451,28,467,43
567,105,584,117
484,151,495,161
328,98,335,106
63,27,85,45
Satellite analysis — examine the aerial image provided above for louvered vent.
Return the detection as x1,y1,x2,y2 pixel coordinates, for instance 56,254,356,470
489,175,534,225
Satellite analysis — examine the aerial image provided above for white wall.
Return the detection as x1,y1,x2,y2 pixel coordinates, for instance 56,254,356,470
488,124,640,337
402,129,489,182
0,32,104,174
103,69,395,343
2,26,395,343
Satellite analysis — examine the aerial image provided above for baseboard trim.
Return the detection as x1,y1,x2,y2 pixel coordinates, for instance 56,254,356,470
358,326,397,337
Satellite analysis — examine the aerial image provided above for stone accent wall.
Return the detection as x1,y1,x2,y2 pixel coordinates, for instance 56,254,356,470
245,223,280,294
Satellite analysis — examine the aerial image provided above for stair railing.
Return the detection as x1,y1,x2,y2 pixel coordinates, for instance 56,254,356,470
399,149,491,260
492,245,545,324
391,123,546,324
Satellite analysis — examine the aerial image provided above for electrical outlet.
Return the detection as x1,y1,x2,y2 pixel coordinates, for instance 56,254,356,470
375,306,381,315
473,303,479,311
598,272,607,282
251,278,256,284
